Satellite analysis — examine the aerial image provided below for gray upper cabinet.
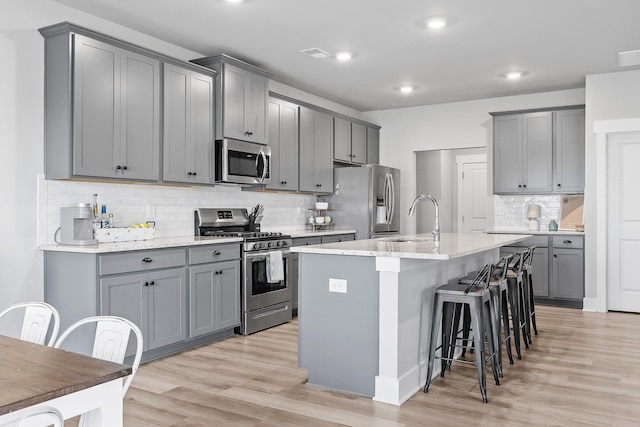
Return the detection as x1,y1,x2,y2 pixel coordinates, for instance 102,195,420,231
191,55,272,144
493,112,552,193
267,97,299,191
163,63,215,184
299,107,334,193
334,119,366,165
553,109,585,193
366,127,380,164
41,25,161,181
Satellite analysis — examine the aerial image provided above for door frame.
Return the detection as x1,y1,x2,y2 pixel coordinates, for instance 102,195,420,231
456,154,487,232
593,118,640,312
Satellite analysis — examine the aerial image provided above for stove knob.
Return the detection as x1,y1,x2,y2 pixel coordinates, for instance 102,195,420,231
267,242,273,248
275,241,281,247
281,241,288,247
255,243,263,250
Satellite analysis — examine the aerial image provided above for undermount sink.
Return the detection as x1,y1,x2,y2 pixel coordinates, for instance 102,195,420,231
380,236,434,243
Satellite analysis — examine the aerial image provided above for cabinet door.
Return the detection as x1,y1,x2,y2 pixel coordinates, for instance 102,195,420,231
351,123,367,165
493,115,523,193
334,117,352,163
267,98,299,191
243,72,268,144
100,273,147,353
222,64,267,144
366,127,380,165
551,248,584,300
290,253,299,313
163,65,213,184
530,247,549,298
299,107,318,192
221,64,246,141
554,109,585,193
321,234,355,244
522,112,553,193
119,50,160,181
189,261,240,337
314,110,334,193
73,35,119,178
146,268,187,349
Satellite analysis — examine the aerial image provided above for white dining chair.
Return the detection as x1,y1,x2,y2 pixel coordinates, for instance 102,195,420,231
0,302,60,346
0,405,64,427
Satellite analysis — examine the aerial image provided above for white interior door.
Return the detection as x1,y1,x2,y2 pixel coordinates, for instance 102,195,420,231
607,131,640,312
457,158,488,232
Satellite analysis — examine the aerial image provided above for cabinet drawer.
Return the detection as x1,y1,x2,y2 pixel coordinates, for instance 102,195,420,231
321,234,355,244
552,236,583,249
292,236,322,247
189,244,240,265
99,248,185,276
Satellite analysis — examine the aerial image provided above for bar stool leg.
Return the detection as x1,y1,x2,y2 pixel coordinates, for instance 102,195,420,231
448,303,463,370
483,297,501,386
518,276,530,348
441,301,455,377
489,287,503,377
424,294,444,393
469,298,488,403
528,269,539,335
501,287,514,365
507,277,522,359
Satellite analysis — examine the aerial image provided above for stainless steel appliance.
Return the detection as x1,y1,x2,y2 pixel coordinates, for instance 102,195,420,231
194,208,291,335
328,164,401,240
58,203,97,246
215,138,271,185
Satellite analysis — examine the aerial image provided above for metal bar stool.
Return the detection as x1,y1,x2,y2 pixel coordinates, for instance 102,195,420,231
451,255,513,377
506,251,529,357
424,263,500,403
522,246,539,337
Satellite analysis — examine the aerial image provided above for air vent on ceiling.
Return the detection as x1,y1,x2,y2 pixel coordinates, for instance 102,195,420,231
299,48,332,59
619,50,640,67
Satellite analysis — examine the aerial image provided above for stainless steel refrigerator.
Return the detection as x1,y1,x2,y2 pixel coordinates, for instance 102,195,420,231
328,164,401,240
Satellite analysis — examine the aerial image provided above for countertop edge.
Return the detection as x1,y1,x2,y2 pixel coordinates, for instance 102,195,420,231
39,236,243,254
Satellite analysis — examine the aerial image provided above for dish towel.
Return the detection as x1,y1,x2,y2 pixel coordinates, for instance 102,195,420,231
267,250,284,283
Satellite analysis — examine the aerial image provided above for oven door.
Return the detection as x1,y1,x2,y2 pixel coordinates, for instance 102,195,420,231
243,250,291,312
216,138,271,185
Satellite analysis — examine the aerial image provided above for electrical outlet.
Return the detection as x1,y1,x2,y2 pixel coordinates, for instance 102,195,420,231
329,278,347,293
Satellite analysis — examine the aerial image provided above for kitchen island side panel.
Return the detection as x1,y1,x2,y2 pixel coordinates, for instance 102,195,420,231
298,253,379,397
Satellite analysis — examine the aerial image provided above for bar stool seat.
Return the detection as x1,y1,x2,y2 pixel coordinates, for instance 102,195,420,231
424,263,500,403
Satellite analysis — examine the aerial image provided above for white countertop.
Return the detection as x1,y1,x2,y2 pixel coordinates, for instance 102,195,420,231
39,236,243,254
290,232,531,260
487,229,585,236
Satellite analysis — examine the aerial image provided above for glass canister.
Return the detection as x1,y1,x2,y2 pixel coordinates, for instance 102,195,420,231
548,219,558,231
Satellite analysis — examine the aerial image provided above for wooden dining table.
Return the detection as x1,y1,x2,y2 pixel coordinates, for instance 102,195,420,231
0,335,131,426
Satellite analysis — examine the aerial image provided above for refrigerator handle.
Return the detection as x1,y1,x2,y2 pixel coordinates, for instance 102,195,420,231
388,173,395,225
383,173,390,224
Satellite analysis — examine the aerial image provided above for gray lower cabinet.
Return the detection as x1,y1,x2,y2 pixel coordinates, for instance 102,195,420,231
299,107,334,193
188,244,241,337
267,97,299,191
499,234,583,307
100,267,187,352
44,243,240,362
41,25,161,181
163,63,215,184
291,234,355,315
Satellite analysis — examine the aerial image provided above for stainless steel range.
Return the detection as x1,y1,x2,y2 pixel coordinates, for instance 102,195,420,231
195,208,292,335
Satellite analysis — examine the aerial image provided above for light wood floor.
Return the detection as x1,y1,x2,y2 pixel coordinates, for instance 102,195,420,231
121,306,640,426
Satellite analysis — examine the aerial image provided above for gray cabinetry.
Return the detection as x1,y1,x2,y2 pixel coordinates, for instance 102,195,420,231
492,106,585,194
493,112,552,193
187,244,241,337
267,97,299,191
191,55,271,144
334,118,366,165
553,109,585,193
41,26,160,181
163,63,215,184
367,127,380,164
499,234,583,307
299,107,334,193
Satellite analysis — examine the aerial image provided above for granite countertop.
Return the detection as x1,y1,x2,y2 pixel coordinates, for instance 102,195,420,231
487,229,585,236
290,232,531,260
38,236,243,254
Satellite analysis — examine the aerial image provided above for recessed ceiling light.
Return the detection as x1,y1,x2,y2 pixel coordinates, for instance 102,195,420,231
335,51,353,61
225,0,243,3
398,85,416,93
426,18,447,29
505,71,524,79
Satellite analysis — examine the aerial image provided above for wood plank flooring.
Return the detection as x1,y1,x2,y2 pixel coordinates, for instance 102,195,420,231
119,306,640,426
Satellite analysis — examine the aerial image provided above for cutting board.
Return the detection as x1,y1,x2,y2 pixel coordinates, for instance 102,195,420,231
559,195,584,230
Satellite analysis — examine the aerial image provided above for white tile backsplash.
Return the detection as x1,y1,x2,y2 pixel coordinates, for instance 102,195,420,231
37,175,316,245
493,194,562,231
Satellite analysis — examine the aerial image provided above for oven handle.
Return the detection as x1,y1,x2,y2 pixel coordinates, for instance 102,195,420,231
245,250,291,263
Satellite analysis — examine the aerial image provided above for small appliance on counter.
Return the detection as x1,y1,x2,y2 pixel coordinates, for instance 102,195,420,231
58,203,97,246
527,204,541,231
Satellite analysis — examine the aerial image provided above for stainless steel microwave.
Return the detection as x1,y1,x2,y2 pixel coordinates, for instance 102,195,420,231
215,138,271,185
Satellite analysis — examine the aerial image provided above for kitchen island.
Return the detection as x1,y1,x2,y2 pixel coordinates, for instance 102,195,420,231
291,232,529,406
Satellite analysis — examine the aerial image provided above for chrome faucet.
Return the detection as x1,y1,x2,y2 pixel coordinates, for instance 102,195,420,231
408,194,440,241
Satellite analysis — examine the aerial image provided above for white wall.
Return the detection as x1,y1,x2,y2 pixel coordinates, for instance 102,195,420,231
584,69,640,302
0,0,350,309
362,89,586,235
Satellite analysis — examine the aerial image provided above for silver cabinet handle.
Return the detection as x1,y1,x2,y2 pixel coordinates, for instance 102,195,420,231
563,240,572,244
142,257,152,263
213,250,221,256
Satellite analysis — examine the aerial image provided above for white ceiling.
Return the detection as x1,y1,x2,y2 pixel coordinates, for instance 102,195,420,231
54,0,640,112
